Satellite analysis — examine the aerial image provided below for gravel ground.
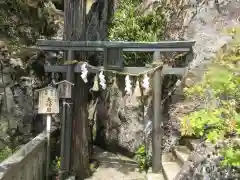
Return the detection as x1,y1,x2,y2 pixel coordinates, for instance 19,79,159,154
85,147,146,180
85,166,146,180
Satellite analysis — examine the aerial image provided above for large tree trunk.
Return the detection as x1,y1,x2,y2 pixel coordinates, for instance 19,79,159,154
64,0,90,179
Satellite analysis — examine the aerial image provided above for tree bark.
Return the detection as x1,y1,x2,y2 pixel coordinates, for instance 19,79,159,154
64,0,90,179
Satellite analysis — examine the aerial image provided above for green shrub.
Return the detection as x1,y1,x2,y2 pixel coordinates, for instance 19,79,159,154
51,156,61,172
109,0,166,66
135,145,151,172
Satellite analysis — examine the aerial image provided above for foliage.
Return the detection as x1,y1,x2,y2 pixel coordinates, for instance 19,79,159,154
108,0,166,66
180,27,240,168
51,156,61,172
135,145,151,172
0,0,59,47
0,128,22,162
180,104,240,142
221,145,240,167
0,147,12,163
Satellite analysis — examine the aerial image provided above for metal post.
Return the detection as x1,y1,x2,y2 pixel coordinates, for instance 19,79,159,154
46,115,52,180
59,50,74,180
152,51,163,173
65,62,74,170
59,99,66,180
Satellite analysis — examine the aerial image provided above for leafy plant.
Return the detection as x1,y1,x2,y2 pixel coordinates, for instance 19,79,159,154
180,106,240,143
221,145,240,167
135,145,151,172
51,156,61,172
109,0,166,66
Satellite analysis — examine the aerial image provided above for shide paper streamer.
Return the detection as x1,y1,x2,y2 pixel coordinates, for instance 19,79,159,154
125,75,132,95
80,63,88,83
78,62,165,94
99,71,106,90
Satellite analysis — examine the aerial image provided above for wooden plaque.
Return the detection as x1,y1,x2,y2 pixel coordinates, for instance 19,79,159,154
36,86,59,114
56,80,74,99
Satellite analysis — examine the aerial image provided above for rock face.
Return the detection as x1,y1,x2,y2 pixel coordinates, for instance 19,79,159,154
94,76,148,155
0,42,46,151
0,0,66,152
167,0,240,179
93,0,192,155
185,0,239,76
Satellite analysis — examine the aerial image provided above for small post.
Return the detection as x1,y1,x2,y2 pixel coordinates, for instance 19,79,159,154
65,55,74,172
152,51,163,173
46,114,52,180
36,86,59,180
59,98,66,180
56,80,74,180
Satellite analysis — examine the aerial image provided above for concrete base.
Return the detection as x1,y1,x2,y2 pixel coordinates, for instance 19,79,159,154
147,168,164,180
147,172,164,180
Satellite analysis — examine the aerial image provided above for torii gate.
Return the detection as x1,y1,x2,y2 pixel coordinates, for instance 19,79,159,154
36,39,195,177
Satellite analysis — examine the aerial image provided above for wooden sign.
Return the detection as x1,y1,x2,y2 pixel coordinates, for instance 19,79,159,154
36,86,59,114
56,80,74,99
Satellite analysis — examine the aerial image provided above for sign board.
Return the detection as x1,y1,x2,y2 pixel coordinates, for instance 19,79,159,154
36,86,59,114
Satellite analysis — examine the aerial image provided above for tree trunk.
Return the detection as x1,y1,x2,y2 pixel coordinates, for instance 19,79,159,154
64,0,90,179
71,76,90,180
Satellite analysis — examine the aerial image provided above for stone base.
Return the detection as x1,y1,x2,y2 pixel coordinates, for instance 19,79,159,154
147,172,164,180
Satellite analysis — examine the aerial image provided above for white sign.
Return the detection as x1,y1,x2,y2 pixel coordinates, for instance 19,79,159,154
36,86,59,114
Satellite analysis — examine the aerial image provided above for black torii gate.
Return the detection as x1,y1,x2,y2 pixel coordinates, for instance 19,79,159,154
36,39,195,178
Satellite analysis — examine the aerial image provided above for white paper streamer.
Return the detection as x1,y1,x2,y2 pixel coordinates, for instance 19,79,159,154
99,71,106,89
80,63,88,83
142,74,149,90
125,75,132,95
144,121,152,136
134,80,141,97
91,74,99,91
